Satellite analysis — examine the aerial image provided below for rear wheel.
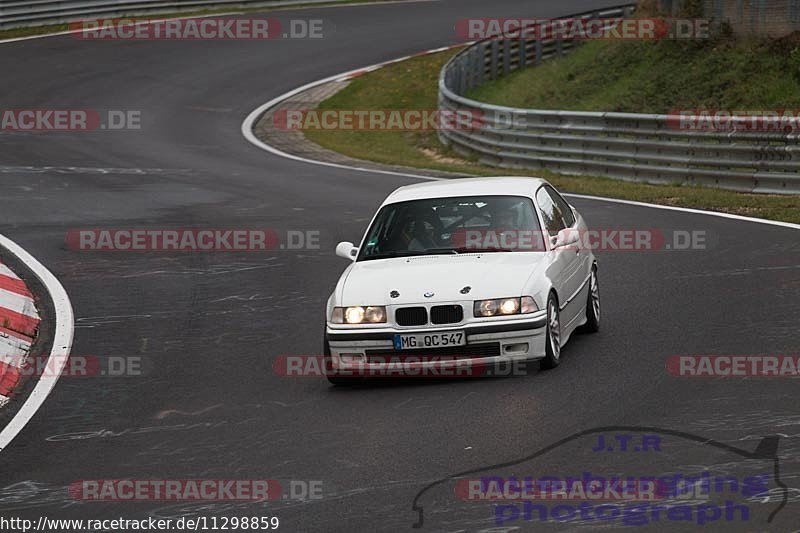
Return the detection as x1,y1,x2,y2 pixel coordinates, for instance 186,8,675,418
580,266,600,333
540,294,561,370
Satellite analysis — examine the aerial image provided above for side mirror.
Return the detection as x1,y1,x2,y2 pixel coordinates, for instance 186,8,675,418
335,241,358,261
554,228,580,249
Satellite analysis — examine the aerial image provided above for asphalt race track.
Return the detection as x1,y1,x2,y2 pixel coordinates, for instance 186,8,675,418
1,0,799,531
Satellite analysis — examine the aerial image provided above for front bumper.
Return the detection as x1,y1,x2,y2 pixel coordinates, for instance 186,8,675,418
326,313,547,377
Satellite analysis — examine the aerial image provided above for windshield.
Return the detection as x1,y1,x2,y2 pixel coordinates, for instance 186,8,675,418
357,195,545,261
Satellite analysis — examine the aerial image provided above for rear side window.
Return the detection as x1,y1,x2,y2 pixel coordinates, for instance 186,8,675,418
536,186,575,236
535,187,567,237
545,185,575,228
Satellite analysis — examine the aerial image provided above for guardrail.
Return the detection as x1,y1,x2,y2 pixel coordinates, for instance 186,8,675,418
438,4,800,194
0,0,335,29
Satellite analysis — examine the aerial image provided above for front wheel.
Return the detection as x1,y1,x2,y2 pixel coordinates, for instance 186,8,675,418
540,294,561,370
580,266,600,333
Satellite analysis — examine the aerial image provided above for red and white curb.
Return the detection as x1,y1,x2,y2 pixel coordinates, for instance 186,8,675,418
0,261,40,407
0,234,73,452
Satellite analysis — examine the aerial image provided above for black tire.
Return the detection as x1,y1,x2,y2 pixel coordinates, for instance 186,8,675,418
323,331,361,386
540,293,562,370
580,265,600,333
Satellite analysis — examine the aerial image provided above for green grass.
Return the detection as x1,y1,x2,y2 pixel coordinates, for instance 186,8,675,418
467,33,800,113
303,50,800,224
0,0,396,40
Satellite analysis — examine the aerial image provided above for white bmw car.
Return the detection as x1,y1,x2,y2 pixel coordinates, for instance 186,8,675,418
324,177,599,384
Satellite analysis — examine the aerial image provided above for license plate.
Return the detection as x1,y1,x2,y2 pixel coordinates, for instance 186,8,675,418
393,331,465,350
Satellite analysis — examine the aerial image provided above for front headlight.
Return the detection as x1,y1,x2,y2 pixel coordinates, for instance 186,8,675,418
331,306,387,324
474,296,538,317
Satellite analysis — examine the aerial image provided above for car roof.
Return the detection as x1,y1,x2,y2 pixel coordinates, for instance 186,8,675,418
383,176,549,205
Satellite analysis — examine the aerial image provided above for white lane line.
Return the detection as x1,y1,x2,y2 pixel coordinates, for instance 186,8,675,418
564,194,800,230
0,166,192,175
0,234,74,453
241,55,800,232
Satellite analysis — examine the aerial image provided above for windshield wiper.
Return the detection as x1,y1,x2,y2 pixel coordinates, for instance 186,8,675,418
361,250,419,260
421,248,463,255
363,246,516,260
474,247,515,252
421,247,515,255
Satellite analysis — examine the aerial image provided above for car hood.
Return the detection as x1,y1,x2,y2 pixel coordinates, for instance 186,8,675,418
339,253,545,305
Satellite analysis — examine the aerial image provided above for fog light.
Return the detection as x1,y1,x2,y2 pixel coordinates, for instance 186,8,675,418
340,353,364,363
504,343,529,354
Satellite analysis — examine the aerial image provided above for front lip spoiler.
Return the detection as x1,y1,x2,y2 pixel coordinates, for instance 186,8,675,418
326,316,547,342
332,354,530,374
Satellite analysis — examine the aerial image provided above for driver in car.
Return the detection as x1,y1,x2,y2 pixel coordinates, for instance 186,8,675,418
407,218,439,251
492,209,516,231
486,207,521,251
